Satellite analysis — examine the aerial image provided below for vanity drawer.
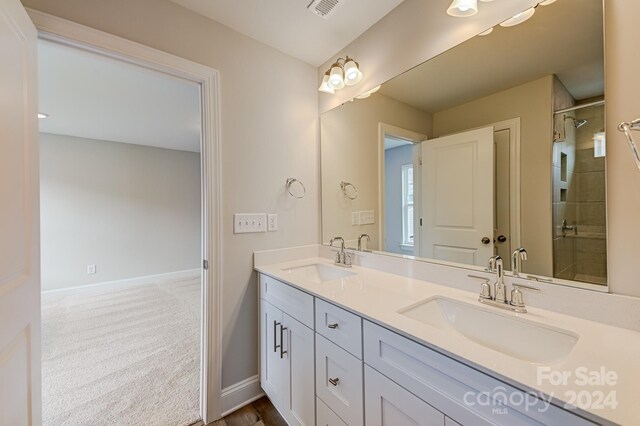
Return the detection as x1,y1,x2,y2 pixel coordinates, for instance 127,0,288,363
315,298,362,359
317,397,348,426
316,334,364,426
260,274,314,329
363,321,596,426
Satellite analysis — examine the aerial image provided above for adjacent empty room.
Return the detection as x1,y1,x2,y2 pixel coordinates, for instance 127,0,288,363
38,39,204,425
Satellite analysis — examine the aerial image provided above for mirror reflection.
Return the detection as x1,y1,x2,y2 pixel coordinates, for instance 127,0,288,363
320,0,606,287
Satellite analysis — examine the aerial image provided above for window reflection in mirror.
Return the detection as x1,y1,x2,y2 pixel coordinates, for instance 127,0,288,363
320,0,606,289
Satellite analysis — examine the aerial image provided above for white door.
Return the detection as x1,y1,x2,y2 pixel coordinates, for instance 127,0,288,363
260,300,284,412
420,127,494,266
0,1,41,425
282,314,314,426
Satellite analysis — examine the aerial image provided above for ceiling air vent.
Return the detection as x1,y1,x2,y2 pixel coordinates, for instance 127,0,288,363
307,0,344,19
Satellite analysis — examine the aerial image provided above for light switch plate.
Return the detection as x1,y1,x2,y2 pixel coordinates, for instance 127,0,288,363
351,212,359,226
267,214,278,231
234,213,267,233
359,210,375,225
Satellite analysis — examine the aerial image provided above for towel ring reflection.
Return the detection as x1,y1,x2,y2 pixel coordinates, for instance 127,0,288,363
286,178,306,198
340,181,358,200
618,118,640,171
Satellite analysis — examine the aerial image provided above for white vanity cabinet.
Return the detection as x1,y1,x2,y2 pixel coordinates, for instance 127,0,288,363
258,273,598,426
260,276,315,426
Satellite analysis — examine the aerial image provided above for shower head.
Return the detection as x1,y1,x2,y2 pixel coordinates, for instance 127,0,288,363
564,115,588,128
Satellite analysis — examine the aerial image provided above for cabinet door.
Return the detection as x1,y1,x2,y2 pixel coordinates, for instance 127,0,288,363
365,365,445,426
260,299,284,411
283,314,315,426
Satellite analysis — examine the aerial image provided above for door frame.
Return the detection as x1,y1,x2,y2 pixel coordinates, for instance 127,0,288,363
377,123,427,255
27,9,223,423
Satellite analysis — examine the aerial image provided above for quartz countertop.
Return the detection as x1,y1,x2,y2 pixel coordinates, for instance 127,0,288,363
255,256,639,425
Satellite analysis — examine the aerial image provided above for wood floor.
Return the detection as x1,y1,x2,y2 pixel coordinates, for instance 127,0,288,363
208,397,287,426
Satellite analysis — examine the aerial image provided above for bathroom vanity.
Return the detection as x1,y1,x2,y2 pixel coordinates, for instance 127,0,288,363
255,246,640,426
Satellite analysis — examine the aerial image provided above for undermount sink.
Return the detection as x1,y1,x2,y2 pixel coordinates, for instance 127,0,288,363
283,263,356,283
398,297,579,364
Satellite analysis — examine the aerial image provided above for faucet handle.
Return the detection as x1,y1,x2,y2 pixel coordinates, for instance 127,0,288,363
344,252,352,266
510,287,525,308
480,281,492,299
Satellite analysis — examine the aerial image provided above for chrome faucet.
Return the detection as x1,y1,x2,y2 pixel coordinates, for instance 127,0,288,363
471,254,540,313
512,247,528,277
329,236,352,268
489,255,506,303
357,234,371,251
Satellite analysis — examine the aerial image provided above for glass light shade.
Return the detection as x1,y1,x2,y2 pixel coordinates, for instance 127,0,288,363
447,0,478,17
539,0,556,5
478,27,493,36
329,65,345,89
500,7,536,27
344,59,362,86
318,74,335,94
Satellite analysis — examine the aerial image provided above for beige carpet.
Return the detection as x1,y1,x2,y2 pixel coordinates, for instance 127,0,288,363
41,274,201,426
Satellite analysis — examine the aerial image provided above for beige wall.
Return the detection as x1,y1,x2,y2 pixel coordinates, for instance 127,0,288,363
321,93,431,249
40,133,201,291
432,76,554,276
22,0,320,388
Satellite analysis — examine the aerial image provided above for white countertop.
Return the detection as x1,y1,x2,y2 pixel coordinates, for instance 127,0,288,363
256,256,640,425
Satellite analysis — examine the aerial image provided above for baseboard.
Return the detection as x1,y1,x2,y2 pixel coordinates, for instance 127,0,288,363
41,268,201,294
220,375,265,417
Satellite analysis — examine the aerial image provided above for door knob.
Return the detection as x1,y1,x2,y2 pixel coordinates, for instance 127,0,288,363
497,235,507,243
481,237,491,245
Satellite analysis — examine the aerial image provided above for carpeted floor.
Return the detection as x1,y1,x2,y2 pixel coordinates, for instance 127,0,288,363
41,274,201,426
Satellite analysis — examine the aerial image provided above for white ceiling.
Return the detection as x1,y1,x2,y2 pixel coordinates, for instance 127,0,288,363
168,0,405,66
384,136,412,150
38,40,202,153
379,0,604,114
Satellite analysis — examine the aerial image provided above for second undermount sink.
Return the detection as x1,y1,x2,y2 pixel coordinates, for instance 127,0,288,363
398,297,579,364
283,263,356,283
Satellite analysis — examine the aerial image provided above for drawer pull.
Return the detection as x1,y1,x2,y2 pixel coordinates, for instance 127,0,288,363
273,321,281,353
280,325,288,358
328,377,340,386
327,323,339,329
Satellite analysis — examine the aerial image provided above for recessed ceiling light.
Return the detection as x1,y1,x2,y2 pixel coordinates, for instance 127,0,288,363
38,112,49,119
478,27,494,36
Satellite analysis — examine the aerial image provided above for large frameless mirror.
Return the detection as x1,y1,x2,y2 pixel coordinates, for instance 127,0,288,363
320,0,606,290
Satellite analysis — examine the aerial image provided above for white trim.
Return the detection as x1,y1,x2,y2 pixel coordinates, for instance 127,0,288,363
27,9,223,423
491,118,522,252
377,123,427,254
41,269,200,294
220,375,265,417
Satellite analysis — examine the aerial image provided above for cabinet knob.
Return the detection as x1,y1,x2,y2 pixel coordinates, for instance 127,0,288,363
328,377,340,386
327,323,339,329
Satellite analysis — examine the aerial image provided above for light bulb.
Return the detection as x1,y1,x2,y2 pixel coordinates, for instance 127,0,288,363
318,73,335,94
329,65,344,89
343,59,362,86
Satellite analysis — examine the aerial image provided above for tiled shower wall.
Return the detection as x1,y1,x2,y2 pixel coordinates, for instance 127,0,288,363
552,104,607,285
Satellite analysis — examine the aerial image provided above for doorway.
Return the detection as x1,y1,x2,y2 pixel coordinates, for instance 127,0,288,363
38,39,203,425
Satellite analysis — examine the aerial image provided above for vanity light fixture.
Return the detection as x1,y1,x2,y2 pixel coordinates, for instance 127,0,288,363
447,0,478,17
478,27,494,36
499,7,536,27
38,112,49,119
319,56,363,94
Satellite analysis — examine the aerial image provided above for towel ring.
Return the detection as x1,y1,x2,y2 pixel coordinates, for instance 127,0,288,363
340,181,358,200
618,118,640,171
286,178,306,198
